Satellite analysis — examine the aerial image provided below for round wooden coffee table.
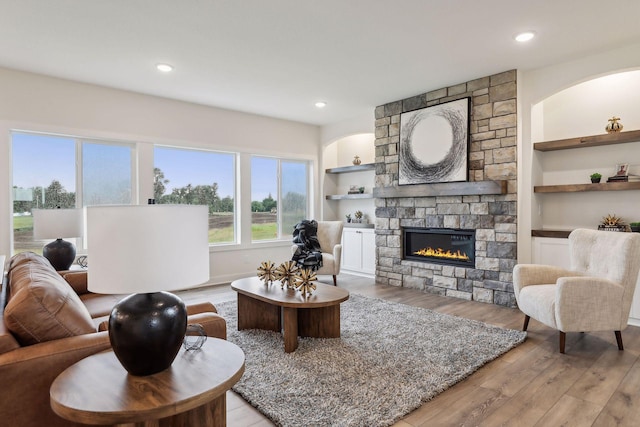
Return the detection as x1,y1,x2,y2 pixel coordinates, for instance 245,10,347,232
231,276,350,352
50,338,244,426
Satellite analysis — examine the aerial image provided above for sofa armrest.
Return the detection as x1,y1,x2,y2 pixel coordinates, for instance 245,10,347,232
0,331,111,427
188,312,227,340
187,301,218,315
59,271,89,295
97,309,227,339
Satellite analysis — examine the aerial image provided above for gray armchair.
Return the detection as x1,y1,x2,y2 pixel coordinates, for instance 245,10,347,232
513,228,640,353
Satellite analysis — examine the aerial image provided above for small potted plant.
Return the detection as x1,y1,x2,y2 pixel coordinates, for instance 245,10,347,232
590,172,602,183
345,214,351,223
631,222,640,232
354,210,363,223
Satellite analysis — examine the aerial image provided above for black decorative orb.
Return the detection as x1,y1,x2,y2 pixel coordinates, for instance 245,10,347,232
43,238,76,271
108,292,187,376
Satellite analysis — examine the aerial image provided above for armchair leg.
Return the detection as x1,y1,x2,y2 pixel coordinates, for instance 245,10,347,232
559,331,566,354
615,331,624,350
332,275,337,286
523,315,530,332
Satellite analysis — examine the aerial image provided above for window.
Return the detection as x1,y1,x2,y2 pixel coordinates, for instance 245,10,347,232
154,146,236,245
11,132,134,254
251,156,309,241
82,142,132,206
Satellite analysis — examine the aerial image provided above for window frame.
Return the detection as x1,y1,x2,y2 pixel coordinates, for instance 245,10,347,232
10,130,137,254
250,155,311,243
153,145,239,247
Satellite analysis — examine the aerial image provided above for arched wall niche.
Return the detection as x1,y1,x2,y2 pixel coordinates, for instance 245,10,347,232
523,68,640,264
321,133,375,222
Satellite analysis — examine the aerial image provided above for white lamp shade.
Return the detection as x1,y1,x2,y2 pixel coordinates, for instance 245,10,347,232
33,208,84,239
86,204,210,294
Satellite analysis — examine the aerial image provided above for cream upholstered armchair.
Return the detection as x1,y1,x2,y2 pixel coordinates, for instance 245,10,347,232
315,221,344,286
514,228,640,353
291,220,343,286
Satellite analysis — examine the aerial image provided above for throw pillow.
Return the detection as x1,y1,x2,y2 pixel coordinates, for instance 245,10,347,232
4,254,95,346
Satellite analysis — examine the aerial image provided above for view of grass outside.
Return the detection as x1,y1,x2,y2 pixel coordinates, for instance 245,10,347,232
13,136,308,253
154,147,236,245
250,157,308,241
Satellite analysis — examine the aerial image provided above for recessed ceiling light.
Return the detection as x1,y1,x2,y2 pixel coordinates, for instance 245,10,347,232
515,31,535,42
315,101,327,108
156,63,174,73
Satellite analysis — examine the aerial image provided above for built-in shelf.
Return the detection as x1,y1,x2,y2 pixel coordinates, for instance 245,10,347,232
325,193,374,200
344,223,375,229
373,180,507,198
534,181,640,193
531,229,572,238
533,129,640,151
325,163,375,174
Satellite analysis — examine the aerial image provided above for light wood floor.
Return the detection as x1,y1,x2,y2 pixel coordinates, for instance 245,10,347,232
178,273,640,427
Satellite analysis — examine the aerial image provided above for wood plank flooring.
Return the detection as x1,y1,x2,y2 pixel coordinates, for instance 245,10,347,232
177,274,640,426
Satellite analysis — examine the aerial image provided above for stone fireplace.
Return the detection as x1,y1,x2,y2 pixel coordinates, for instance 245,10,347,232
373,70,517,307
403,228,475,268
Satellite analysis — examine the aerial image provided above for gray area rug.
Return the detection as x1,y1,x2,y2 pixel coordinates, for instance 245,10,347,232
216,293,526,427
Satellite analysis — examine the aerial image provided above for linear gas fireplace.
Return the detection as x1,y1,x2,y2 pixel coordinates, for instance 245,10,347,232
403,228,475,268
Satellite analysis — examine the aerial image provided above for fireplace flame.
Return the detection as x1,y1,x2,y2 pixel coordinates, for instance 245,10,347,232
413,247,470,261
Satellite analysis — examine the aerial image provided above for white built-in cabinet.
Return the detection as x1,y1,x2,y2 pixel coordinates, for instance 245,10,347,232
341,227,375,276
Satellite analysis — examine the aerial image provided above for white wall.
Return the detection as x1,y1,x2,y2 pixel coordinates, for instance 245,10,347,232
518,41,640,263
0,67,321,284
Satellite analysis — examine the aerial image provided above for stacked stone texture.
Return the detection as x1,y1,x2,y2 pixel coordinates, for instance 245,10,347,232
374,70,517,307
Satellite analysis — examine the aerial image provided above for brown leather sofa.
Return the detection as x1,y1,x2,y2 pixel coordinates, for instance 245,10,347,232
0,252,227,427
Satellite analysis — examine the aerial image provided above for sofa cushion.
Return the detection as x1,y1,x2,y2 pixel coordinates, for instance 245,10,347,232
4,253,96,346
79,292,127,318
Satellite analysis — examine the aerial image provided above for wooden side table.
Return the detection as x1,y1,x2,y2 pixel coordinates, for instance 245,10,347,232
50,338,244,427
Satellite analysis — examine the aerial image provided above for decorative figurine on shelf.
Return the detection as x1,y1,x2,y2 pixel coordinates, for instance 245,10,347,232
294,268,317,297
257,260,276,285
606,116,623,134
598,214,629,232
352,155,362,165
274,260,299,289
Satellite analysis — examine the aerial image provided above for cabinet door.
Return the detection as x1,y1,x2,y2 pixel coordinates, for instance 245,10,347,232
342,229,362,271
361,229,376,274
532,237,570,268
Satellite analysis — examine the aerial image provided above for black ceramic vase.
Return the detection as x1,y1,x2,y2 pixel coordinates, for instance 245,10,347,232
108,292,187,376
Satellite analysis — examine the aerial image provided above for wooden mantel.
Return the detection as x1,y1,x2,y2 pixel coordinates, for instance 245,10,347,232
373,180,507,198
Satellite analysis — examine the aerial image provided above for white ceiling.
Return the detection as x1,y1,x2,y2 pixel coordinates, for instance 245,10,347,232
1,0,640,126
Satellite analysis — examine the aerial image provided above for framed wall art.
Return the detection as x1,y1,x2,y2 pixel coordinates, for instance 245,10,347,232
399,97,470,185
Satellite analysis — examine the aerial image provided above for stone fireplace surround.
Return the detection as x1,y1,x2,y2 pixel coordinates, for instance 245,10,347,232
373,70,518,307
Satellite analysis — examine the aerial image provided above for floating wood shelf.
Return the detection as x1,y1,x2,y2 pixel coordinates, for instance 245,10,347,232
531,229,572,238
533,129,640,152
325,193,374,200
344,223,375,229
373,180,507,198
325,163,375,174
534,181,640,193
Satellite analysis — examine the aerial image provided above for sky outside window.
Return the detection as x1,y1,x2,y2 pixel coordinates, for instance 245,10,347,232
154,147,235,198
12,133,75,192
